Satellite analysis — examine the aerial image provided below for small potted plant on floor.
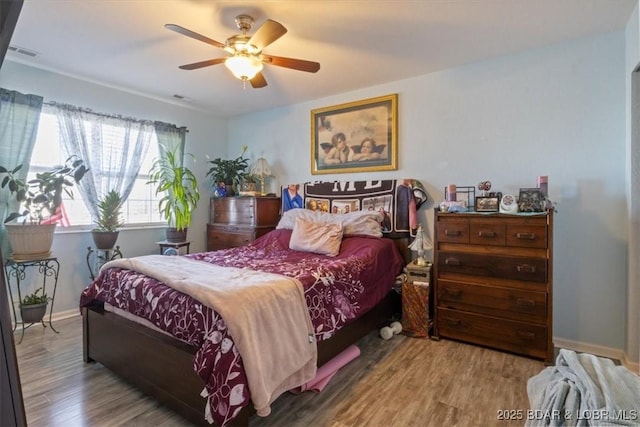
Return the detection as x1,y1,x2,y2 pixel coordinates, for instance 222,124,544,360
147,145,200,243
91,189,124,250
19,287,48,324
0,156,88,258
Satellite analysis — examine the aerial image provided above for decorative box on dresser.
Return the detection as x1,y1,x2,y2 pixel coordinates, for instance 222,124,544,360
207,196,281,251
432,209,554,362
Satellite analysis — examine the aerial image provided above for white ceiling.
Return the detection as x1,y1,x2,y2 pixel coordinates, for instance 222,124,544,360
6,0,638,118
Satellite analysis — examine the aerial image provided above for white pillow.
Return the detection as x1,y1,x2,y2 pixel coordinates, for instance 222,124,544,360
277,208,383,237
289,216,343,256
342,210,384,237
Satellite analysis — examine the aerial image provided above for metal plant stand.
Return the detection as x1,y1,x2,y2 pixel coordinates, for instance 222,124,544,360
4,256,60,344
86,246,123,280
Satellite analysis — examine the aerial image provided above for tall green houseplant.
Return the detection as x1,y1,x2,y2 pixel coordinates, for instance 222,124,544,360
147,146,200,242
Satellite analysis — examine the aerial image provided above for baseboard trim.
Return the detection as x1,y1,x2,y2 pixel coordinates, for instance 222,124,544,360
554,337,639,373
11,308,80,330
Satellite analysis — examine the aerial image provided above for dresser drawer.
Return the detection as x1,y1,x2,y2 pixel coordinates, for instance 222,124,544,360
506,224,547,248
207,227,254,251
437,308,547,359
211,197,257,225
438,251,547,282
210,196,280,227
437,279,547,323
436,219,469,244
469,222,506,246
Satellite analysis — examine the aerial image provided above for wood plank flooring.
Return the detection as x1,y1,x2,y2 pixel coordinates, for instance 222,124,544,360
15,316,545,426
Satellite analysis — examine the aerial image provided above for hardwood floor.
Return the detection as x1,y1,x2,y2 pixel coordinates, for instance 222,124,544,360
15,315,545,426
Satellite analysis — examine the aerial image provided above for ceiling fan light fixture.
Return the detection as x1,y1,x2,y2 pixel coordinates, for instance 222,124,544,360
225,55,263,80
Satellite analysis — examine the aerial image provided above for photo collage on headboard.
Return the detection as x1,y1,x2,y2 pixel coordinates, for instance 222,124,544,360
281,179,427,234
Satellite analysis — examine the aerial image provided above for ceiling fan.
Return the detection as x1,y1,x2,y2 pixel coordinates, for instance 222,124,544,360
165,15,320,88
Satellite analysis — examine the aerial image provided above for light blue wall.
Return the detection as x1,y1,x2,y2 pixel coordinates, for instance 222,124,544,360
0,61,227,315
229,32,629,353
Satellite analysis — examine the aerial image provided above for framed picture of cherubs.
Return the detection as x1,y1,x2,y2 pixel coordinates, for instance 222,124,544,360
311,93,398,174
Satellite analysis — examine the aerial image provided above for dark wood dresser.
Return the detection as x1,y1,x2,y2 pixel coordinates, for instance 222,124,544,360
432,210,553,362
206,196,281,251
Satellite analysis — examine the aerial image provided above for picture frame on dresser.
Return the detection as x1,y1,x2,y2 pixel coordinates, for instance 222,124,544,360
311,94,398,175
444,185,476,209
518,188,545,212
475,196,500,212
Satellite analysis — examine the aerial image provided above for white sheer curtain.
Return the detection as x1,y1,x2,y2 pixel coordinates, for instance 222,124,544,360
0,88,43,257
49,103,154,222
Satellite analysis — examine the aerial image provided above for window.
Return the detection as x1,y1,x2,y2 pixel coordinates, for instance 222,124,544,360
29,110,163,227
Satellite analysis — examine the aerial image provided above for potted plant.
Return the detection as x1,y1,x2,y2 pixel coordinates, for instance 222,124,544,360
91,189,124,250
0,156,88,258
147,145,200,242
19,287,48,324
206,145,249,197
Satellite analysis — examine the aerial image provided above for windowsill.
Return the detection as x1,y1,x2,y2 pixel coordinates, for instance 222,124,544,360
54,223,167,234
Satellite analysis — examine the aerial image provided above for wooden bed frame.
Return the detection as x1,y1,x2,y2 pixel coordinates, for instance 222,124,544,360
82,291,399,426
82,235,409,426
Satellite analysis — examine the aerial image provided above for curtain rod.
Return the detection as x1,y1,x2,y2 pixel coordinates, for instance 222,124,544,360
43,101,189,132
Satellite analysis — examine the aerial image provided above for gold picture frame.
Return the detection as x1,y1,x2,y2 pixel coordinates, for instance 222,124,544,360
311,94,398,174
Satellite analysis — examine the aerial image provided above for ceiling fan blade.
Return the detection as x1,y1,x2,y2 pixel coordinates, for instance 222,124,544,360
261,54,320,73
248,19,287,50
178,58,226,70
165,24,225,49
250,72,268,88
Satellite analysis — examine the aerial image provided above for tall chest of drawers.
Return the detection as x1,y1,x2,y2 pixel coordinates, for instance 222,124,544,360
432,210,553,362
207,196,281,251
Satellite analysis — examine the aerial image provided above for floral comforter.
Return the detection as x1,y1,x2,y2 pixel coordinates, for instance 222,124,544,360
79,229,404,426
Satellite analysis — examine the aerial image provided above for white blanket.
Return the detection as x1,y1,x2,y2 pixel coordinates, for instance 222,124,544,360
102,255,317,419
526,349,640,426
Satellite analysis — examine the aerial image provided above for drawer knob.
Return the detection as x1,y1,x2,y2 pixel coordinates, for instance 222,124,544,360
444,229,461,236
516,264,536,274
445,288,462,297
516,298,535,308
478,231,496,238
516,232,536,240
446,319,462,328
445,258,460,266
517,330,536,341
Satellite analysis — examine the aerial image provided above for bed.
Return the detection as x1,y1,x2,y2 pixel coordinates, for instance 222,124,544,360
80,179,426,426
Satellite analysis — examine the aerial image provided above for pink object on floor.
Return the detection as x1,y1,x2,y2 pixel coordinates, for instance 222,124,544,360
292,344,361,393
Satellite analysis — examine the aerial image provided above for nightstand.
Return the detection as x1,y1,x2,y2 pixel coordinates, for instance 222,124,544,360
401,260,432,338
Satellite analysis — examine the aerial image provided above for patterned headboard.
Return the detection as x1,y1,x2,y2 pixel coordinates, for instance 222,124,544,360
281,179,427,235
